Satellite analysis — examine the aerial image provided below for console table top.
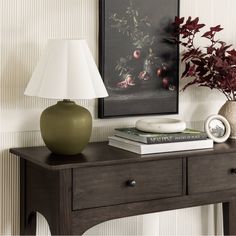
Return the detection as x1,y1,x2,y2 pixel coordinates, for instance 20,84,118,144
10,140,236,170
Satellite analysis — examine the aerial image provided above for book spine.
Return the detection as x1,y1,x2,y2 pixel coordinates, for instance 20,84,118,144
146,134,207,144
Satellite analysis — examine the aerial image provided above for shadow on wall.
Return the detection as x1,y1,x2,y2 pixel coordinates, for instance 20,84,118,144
178,63,226,124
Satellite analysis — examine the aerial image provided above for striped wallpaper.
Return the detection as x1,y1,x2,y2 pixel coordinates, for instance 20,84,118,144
1,0,236,235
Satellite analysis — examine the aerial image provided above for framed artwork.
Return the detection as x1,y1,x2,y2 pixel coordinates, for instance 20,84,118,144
98,0,179,118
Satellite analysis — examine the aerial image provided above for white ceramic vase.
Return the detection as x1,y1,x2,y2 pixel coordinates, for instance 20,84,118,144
219,101,236,139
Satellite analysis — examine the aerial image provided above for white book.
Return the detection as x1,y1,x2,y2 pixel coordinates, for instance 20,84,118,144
108,136,214,154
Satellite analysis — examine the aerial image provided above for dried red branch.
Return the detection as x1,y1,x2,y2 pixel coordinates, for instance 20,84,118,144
173,16,236,100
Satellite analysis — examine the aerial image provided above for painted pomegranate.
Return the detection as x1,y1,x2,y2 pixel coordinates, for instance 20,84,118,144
157,64,168,77
133,49,141,59
162,77,169,89
117,74,135,88
156,68,162,77
138,71,151,81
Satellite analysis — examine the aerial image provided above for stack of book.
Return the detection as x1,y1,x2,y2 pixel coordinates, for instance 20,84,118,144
108,127,213,154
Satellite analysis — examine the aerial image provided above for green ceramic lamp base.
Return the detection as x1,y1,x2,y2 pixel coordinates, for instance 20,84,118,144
40,100,92,155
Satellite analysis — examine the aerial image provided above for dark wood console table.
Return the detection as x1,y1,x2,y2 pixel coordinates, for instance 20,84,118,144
10,141,236,235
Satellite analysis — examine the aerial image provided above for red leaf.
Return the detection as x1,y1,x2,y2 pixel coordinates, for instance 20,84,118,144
191,17,199,25
202,74,212,81
198,67,208,77
191,59,203,66
206,46,214,54
185,24,197,30
202,31,213,38
181,42,188,47
210,25,223,32
184,17,200,30
218,41,226,46
196,24,205,29
174,16,184,25
182,62,190,77
222,45,232,51
186,16,192,24
188,65,196,76
228,49,236,57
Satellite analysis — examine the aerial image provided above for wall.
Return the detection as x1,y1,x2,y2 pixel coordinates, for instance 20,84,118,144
1,0,235,235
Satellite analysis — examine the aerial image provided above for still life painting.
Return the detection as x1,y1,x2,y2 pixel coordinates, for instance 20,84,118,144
99,0,179,118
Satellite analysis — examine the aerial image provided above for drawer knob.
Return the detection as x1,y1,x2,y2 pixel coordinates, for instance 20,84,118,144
231,168,236,174
126,180,136,187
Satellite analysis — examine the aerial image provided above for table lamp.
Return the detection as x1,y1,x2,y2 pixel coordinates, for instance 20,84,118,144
24,39,108,155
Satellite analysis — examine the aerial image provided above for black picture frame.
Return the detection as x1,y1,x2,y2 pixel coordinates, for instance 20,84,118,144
99,0,180,118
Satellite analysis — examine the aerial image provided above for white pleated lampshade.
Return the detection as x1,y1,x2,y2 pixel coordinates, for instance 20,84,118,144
24,39,108,99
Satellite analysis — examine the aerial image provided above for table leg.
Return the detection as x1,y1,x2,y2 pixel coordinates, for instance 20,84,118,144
223,201,236,235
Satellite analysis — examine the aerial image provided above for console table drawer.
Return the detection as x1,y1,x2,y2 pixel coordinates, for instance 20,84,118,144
73,159,183,210
188,153,236,194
